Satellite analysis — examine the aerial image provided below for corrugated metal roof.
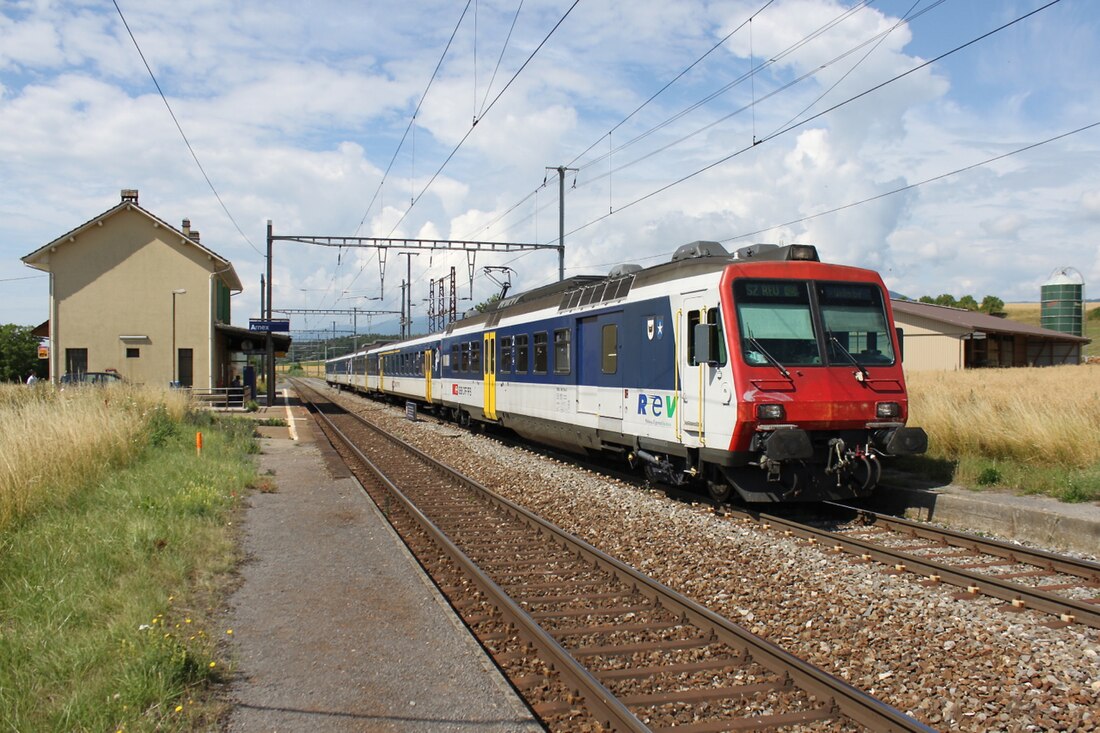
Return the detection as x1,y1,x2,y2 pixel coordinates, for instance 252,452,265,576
891,299,1090,343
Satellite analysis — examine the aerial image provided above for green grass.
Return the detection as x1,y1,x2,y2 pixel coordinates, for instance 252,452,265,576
896,454,1100,503
0,413,258,732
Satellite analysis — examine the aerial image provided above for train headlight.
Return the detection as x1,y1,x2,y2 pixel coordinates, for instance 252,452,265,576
757,403,786,420
876,402,901,419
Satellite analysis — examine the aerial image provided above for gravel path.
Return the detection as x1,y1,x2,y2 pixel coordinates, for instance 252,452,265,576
337,390,1100,732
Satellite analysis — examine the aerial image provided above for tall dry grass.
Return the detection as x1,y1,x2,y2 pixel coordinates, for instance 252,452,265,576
0,384,191,531
906,365,1100,468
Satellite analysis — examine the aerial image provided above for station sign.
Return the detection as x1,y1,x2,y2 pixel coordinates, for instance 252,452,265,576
249,318,290,333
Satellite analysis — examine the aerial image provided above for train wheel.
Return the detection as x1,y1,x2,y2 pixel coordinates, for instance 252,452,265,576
706,478,732,503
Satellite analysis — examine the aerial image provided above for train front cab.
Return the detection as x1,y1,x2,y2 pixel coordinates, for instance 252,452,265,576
707,249,927,502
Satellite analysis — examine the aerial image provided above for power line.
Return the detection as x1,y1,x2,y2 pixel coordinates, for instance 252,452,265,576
470,0,879,246
383,0,582,241
338,0,582,299
720,120,1100,242
559,0,1063,241
112,0,263,257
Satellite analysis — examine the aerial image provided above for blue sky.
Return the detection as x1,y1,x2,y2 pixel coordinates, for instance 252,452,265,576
1,0,1097,341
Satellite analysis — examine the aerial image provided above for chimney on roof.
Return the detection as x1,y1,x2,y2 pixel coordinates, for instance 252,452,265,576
181,219,191,237
191,230,200,243
121,189,139,204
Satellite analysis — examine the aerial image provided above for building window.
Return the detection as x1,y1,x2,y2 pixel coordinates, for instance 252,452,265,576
65,348,88,376
126,347,140,358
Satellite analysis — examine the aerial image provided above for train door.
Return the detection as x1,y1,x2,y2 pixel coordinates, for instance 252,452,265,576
423,348,433,404
680,295,705,443
577,312,624,418
483,332,497,420
378,353,386,394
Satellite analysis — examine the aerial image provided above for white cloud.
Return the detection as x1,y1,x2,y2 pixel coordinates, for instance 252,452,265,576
1,0,1099,329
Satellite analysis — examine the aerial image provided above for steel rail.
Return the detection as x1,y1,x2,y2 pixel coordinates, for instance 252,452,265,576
297,380,935,733
733,507,1100,629
826,501,1100,581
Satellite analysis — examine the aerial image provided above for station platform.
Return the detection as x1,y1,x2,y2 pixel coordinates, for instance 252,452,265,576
222,395,542,732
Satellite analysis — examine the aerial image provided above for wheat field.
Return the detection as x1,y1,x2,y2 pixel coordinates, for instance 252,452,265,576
0,385,191,531
905,364,1100,468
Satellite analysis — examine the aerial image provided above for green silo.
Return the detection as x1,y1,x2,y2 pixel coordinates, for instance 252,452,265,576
1040,267,1084,337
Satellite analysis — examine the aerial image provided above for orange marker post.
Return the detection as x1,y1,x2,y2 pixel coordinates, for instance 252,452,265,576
196,431,203,457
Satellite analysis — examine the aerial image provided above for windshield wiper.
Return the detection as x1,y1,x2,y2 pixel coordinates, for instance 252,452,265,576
828,334,870,382
748,337,791,379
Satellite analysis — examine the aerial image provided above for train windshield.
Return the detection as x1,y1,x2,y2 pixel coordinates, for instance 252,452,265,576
817,282,895,365
734,279,894,368
735,281,821,366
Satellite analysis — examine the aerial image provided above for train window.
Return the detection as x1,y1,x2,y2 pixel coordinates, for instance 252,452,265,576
499,336,513,374
515,335,529,373
553,328,570,374
734,279,821,367
601,324,618,374
817,282,895,365
450,345,459,372
460,343,470,372
533,332,548,374
687,309,702,365
368,355,378,375
470,341,482,373
707,308,727,365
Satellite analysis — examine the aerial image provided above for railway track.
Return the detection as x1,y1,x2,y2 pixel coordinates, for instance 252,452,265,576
738,502,1100,630
429,404,1100,631
293,380,934,732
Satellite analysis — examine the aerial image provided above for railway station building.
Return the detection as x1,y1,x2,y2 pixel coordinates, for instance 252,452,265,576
891,299,1089,371
20,189,277,389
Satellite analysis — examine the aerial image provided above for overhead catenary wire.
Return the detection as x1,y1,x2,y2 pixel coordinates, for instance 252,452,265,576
112,0,263,258
720,120,1100,243
472,0,880,245
339,0,582,302
557,0,1064,242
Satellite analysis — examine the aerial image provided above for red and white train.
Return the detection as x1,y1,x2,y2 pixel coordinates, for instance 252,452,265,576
326,241,927,503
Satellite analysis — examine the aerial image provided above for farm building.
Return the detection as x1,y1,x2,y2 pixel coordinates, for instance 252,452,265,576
20,189,287,388
891,299,1089,371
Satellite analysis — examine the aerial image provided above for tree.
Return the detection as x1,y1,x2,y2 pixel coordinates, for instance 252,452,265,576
979,295,1005,314
933,293,958,308
474,294,502,313
918,295,935,304
0,324,40,383
957,295,979,311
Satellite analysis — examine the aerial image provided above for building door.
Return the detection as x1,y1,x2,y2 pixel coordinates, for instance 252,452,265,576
178,348,194,387
65,348,88,377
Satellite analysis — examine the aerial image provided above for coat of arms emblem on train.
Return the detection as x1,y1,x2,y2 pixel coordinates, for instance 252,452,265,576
646,317,663,340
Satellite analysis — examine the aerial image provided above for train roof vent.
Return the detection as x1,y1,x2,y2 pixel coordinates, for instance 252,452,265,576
671,240,728,262
608,263,642,278
735,243,819,262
